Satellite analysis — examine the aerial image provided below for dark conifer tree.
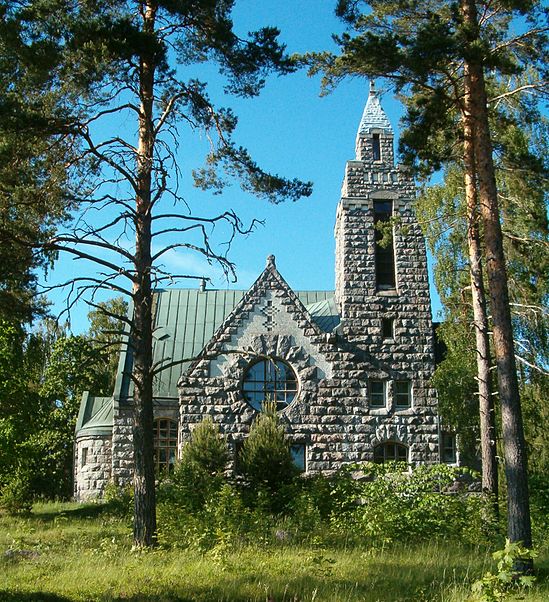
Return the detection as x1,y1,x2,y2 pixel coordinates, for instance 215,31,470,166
1,0,312,546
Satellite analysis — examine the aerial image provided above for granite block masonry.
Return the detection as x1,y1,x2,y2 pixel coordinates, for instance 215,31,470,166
74,83,442,500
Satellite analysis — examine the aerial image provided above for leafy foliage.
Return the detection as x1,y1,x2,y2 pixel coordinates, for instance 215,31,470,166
471,539,537,601
0,301,127,505
86,297,128,394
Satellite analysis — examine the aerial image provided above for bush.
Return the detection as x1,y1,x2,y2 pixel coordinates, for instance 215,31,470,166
325,463,488,545
157,481,274,551
239,401,299,513
0,471,33,515
161,417,229,512
471,539,537,601
103,481,133,517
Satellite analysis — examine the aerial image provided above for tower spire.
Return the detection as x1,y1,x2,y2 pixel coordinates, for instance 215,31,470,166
357,81,392,135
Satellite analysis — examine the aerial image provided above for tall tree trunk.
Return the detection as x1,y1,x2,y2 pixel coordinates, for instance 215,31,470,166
132,0,157,548
460,0,532,552
461,98,499,516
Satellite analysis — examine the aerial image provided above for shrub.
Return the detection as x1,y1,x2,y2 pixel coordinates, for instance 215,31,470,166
471,539,537,601
239,401,298,513
162,417,229,512
319,463,488,546
103,481,133,517
0,470,33,515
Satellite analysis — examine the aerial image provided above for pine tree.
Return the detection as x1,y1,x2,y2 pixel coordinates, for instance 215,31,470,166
1,1,312,546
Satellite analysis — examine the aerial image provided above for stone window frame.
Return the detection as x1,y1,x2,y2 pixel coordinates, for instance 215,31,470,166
381,317,395,340
370,191,399,294
290,443,307,472
153,417,178,474
373,441,408,464
81,447,88,467
372,132,382,162
241,357,299,413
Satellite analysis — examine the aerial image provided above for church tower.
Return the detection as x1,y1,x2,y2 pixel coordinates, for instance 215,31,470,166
333,83,439,464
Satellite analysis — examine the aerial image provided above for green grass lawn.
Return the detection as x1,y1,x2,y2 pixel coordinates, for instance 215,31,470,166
1,502,548,602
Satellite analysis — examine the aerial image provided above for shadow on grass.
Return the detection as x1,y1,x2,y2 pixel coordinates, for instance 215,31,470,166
0,593,73,602
29,502,124,523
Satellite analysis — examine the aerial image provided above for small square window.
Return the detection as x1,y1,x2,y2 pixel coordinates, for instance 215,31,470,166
81,447,88,467
395,381,411,409
382,318,394,339
369,380,386,408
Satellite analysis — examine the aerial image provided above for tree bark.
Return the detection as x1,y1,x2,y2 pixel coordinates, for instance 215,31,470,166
460,0,532,552
132,0,157,548
461,93,499,516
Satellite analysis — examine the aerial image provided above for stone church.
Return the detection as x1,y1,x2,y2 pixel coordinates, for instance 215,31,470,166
74,86,454,501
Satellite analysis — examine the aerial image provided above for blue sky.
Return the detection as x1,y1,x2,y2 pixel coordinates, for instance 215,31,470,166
41,1,443,332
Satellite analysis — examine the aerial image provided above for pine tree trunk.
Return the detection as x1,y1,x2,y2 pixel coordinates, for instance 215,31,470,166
460,0,532,552
461,95,498,515
132,0,157,548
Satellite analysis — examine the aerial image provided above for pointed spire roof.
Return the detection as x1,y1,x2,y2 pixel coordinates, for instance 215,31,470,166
357,81,392,135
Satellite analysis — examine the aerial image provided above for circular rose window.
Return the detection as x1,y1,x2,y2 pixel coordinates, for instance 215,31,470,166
242,359,298,412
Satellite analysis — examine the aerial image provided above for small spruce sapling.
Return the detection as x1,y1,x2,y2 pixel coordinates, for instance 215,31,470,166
239,401,298,513
172,418,229,510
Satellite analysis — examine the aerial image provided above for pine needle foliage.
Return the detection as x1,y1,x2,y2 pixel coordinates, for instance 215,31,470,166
180,417,229,477
239,401,298,512
170,417,229,511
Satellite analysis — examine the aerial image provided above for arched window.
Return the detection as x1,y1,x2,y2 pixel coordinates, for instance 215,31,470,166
373,441,408,464
242,359,298,412
153,418,177,473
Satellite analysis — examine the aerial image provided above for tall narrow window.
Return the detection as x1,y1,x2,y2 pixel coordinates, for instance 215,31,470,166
441,433,457,464
382,317,394,339
372,133,381,161
394,381,412,409
374,200,396,288
290,444,306,472
369,380,386,408
153,418,178,473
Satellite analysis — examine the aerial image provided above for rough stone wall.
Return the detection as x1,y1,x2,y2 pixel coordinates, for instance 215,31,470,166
333,128,439,465
179,245,438,471
74,435,112,500
179,266,346,471
111,402,134,486
109,399,179,489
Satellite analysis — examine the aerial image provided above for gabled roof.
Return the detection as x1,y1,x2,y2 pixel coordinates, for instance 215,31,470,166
182,255,337,383
358,82,392,135
112,285,338,401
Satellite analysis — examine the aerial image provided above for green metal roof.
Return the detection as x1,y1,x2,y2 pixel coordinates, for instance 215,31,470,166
78,288,339,435
76,392,113,436
114,288,338,401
